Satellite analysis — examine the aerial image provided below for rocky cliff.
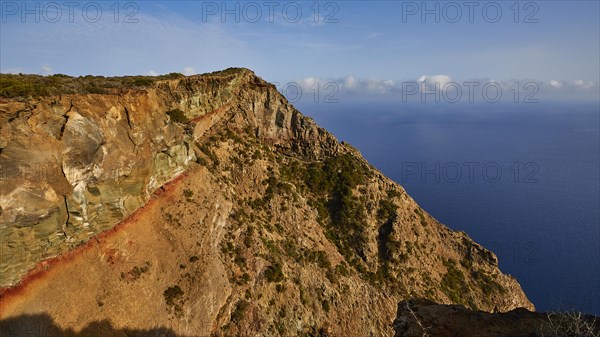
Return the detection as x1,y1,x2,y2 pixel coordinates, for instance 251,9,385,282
0,68,533,336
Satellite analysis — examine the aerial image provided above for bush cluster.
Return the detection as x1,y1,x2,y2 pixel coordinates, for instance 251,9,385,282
163,285,184,306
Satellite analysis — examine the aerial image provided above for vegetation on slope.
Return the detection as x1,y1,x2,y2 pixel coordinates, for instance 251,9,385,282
0,73,184,98
0,68,251,98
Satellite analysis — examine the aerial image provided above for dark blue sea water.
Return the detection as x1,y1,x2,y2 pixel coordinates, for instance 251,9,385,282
297,101,600,315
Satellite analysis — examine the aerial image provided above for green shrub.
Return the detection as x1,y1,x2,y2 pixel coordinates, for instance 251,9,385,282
471,270,506,296
197,142,220,167
305,250,331,269
163,285,184,306
166,108,188,123
264,262,284,282
132,78,154,87
296,153,372,267
234,250,247,267
377,198,398,263
414,208,428,227
261,238,281,257
387,189,402,198
231,300,249,322
441,259,471,307
282,239,301,261
163,72,185,79
335,263,350,277
377,198,397,221
183,189,194,200
121,261,151,281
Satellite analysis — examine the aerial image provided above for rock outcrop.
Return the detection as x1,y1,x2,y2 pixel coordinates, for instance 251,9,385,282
393,299,599,337
0,68,533,336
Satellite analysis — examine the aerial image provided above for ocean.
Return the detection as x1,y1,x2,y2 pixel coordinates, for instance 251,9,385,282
298,100,600,315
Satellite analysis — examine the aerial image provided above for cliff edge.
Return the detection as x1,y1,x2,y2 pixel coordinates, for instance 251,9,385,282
0,68,533,336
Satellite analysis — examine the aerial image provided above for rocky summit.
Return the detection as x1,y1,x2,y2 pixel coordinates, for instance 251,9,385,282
0,68,534,336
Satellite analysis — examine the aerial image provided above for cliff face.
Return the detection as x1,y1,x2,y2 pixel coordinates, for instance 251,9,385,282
0,73,238,286
0,69,533,336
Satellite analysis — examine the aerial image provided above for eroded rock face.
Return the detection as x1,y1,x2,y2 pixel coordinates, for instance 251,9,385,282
1,69,534,336
0,73,241,286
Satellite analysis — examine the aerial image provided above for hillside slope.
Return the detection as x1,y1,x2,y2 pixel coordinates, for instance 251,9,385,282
0,68,532,336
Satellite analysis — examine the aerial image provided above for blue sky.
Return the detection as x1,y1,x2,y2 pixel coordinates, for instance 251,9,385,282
1,1,599,99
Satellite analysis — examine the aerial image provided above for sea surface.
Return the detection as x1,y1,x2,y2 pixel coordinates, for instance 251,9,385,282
298,100,600,315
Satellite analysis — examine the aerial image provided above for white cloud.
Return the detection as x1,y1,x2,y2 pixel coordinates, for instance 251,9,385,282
281,76,599,102
183,67,196,76
147,70,159,76
343,75,358,89
364,78,395,94
417,75,454,89
573,80,594,90
301,77,319,89
549,80,564,88
42,65,53,75
382,79,394,86
295,75,396,96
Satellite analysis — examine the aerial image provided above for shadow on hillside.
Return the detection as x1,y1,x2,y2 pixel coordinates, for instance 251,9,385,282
0,313,208,337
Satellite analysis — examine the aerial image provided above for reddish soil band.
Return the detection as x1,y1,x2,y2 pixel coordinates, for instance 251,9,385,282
0,170,191,314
